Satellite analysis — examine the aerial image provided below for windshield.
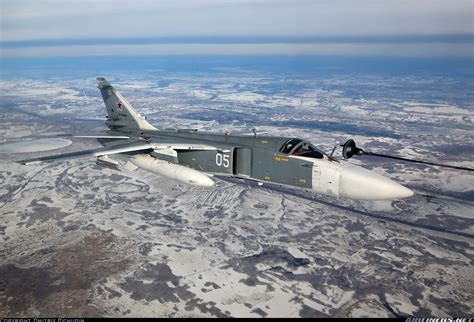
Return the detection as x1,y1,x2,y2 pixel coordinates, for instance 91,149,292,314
279,139,326,159
291,141,325,159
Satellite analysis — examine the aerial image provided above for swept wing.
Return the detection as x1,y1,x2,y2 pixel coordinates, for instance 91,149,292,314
18,140,152,165
18,140,221,165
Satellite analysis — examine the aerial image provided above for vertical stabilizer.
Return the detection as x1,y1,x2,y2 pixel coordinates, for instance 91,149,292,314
96,77,156,131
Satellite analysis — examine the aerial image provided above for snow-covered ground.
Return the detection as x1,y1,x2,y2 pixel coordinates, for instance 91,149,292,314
0,73,473,317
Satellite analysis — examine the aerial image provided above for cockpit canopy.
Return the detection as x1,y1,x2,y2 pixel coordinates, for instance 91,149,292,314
279,138,325,159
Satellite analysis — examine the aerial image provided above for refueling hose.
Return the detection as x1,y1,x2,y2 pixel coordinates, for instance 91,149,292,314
341,139,474,172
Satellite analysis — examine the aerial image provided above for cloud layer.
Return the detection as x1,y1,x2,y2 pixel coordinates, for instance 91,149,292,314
2,0,473,41
1,0,473,57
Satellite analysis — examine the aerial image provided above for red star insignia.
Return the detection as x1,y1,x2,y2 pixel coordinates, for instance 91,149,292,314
117,101,123,109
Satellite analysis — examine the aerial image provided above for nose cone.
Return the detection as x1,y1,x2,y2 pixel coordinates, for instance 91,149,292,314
339,165,414,200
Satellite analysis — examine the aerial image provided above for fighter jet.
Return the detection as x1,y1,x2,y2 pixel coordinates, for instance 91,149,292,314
19,77,415,201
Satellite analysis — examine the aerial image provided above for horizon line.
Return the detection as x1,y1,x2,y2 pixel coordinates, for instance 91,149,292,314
2,34,474,48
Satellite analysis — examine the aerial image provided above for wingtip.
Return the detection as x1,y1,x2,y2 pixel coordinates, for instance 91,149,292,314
16,158,42,165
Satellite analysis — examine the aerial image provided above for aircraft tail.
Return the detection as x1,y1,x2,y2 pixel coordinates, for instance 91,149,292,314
96,77,156,131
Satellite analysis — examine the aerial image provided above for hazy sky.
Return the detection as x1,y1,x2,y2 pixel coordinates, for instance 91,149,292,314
1,0,473,57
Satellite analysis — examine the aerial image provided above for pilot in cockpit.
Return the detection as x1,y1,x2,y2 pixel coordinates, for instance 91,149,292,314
292,142,324,159
292,142,307,155
280,139,324,159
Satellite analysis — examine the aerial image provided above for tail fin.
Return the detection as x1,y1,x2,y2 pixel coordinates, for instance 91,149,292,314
96,77,156,131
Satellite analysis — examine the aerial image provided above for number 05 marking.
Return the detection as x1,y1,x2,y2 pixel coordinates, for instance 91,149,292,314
216,153,230,168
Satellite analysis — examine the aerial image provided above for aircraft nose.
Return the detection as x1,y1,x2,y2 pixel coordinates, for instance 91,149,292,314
339,165,414,200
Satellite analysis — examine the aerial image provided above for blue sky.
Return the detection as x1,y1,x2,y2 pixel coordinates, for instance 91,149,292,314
1,0,473,57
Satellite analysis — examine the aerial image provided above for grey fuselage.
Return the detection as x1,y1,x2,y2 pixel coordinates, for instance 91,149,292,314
101,128,315,191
